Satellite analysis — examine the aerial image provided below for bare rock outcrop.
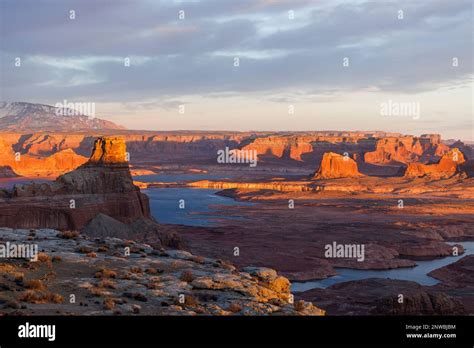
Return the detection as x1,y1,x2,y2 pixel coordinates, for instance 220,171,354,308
313,152,363,179
0,228,324,316
404,148,466,179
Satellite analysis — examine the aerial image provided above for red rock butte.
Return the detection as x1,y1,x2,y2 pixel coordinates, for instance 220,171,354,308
404,148,466,178
313,152,363,179
88,136,128,165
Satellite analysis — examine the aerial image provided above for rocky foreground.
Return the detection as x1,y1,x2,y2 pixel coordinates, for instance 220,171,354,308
0,228,323,316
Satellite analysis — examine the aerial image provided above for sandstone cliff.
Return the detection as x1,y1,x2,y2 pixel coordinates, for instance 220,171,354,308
0,137,151,233
404,148,466,179
0,137,88,178
313,152,363,179
364,135,449,165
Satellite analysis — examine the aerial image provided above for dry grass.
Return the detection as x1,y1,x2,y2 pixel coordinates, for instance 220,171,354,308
24,279,45,291
103,298,115,310
94,268,117,279
18,290,63,304
88,287,109,297
98,279,117,289
0,263,17,273
37,252,51,263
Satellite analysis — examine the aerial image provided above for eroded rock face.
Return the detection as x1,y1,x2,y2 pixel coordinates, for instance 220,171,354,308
0,137,151,231
0,137,88,178
313,152,363,179
404,148,466,179
89,137,128,165
364,135,449,165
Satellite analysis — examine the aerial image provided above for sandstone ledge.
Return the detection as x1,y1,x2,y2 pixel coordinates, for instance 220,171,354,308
0,228,324,316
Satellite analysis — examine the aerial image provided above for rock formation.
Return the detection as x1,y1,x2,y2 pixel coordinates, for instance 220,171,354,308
364,135,449,165
313,152,363,179
0,137,164,241
404,148,466,178
0,137,88,178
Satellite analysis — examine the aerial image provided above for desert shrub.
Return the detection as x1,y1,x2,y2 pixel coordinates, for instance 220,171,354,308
129,266,142,274
0,263,16,273
37,252,51,263
88,287,108,297
98,279,116,289
294,300,306,312
18,290,63,304
24,279,45,291
176,295,199,307
179,270,195,283
103,298,115,310
228,303,242,313
94,268,117,279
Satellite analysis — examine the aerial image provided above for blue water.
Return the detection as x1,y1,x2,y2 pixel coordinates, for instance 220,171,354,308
145,187,253,226
291,241,474,292
135,173,233,183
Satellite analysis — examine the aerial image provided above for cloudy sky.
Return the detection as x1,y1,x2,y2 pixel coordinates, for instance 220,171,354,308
1,0,472,140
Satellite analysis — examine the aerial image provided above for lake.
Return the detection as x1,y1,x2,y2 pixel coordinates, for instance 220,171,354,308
291,241,474,292
145,187,253,226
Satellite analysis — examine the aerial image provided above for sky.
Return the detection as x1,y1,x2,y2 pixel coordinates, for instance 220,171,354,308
0,0,473,140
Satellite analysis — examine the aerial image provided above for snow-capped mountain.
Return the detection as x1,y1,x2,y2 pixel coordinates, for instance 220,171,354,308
0,102,126,131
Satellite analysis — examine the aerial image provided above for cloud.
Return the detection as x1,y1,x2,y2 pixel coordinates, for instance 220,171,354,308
0,0,472,104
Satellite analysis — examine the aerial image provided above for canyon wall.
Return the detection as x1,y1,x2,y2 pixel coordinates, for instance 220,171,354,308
1,131,469,177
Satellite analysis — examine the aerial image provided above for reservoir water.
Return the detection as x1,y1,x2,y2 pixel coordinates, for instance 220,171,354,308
142,178,473,290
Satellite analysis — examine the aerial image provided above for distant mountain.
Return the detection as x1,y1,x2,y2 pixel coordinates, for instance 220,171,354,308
0,102,126,132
